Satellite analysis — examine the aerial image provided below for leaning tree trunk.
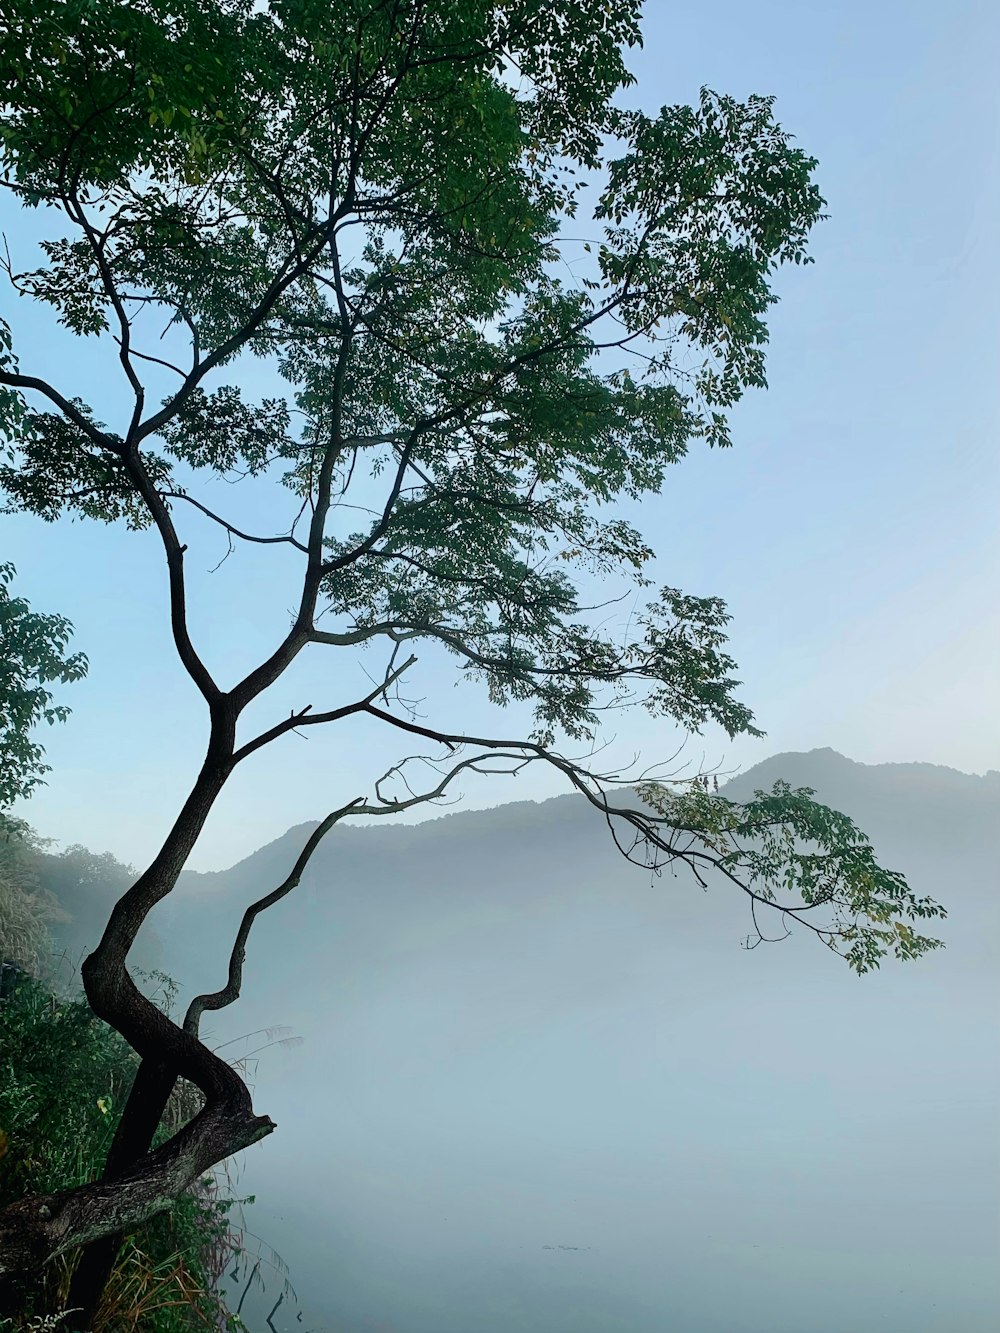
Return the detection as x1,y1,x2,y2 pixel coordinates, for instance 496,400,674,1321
1,692,337,1323
0,728,260,1319
65,795,363,1327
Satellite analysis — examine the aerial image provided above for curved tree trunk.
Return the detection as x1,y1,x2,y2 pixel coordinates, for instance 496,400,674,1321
1,647,335,1322
0,724,247,1319
63,798,361,1326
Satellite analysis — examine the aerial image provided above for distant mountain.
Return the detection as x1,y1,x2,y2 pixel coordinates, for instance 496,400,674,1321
720,746,1000,848
151,746,999,1014
15,748,993,1331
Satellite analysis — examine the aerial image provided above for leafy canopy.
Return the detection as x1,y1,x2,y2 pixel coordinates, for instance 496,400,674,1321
0,0,945,969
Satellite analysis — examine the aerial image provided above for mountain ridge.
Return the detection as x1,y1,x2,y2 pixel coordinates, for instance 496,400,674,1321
174,746,999,894
149,744,998,1013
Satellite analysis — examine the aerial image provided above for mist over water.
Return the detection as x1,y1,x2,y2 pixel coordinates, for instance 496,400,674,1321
154,752,999,1332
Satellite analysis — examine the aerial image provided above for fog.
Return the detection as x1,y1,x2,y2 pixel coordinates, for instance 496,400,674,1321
151,750,999,1332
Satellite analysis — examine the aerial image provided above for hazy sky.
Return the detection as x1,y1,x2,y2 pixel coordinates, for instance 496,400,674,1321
2,0,998,871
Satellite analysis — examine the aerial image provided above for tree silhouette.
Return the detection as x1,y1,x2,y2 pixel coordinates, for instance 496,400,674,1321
0,1,945,1323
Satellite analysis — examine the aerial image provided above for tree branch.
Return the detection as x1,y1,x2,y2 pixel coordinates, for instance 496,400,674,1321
232,653,418,764
161,491,310,553
355,704,870,947
0,371,115,450
186,745,562,1041
183,797,368,1036
63,189,146,436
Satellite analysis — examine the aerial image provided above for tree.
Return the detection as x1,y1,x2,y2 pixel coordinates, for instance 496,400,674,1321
0,562,88,811
0,817,67,986
0,0,947,1323
0,824,167,994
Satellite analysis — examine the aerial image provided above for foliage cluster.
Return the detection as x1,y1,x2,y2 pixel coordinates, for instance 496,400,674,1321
0,815,68,983
0,565,88,811
634,779,947,974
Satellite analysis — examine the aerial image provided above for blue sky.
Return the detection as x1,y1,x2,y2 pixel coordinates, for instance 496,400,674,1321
2,0,998,872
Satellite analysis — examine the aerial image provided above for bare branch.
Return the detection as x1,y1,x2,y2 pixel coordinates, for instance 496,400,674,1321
113,339,188,379
356,704,863,948
161,491,310,553
185,746,559,1041
232,653,419,764
183,797,368,1036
